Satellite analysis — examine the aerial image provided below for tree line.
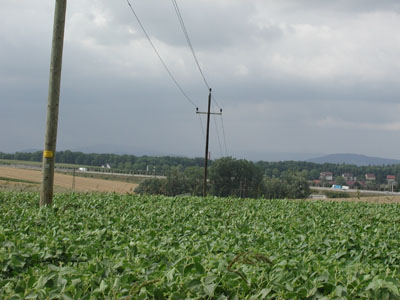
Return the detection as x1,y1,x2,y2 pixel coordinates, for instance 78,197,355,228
2,150,400,186
0,150,204,175
0,151,311,199
135,157,310,199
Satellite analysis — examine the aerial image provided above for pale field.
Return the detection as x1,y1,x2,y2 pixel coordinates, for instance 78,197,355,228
0,166,138,194
1,166,400,202
319,196,400,204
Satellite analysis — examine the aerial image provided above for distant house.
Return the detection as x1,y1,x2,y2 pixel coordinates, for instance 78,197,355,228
312,179,321,186
345,180,357,188
342,173,354,181
387,175,396,183
320,172,333,181
365,174,376,181
358,181,367,188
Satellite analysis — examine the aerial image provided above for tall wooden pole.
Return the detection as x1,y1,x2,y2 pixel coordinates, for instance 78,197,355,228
203,88,212,197
40,0,67,206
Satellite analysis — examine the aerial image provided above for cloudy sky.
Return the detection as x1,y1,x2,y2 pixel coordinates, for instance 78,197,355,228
2,0,400,160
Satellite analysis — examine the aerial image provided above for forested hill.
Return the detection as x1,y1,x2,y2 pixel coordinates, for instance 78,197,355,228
2,151,400,184
307,153,400,166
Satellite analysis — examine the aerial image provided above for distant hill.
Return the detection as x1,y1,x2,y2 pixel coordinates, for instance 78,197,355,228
69,144,176,157
307,153,400,166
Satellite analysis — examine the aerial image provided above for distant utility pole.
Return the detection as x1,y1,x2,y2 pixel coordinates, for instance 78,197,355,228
40,0,67,206
196,89,222,197
72,168,76,190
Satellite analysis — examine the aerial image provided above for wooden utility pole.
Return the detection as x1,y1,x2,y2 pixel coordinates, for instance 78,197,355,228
196,89,222,197
72,168,76,190
40,0,67,206
203,89,212,198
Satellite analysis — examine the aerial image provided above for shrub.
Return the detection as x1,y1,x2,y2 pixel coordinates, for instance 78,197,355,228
263,174,310,199
324,191,350,198
134,178,166,195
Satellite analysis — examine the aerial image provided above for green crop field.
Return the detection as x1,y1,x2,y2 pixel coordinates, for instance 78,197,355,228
1,192,400,299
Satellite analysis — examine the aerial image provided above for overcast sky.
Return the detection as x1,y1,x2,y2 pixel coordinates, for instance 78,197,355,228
2,0,400,160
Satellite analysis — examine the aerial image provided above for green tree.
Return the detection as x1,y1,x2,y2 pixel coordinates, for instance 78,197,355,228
124,161,132,170
309,169,320,180
184,166,203,196
263,178,288,199
164,167,189,196
209,157,264,198
335,176,346,186
134,178,166,195
365,180,377,190
284,173,310,199
134,167,202,196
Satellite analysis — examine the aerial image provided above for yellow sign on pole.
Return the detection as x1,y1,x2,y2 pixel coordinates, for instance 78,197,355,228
43,150,54,158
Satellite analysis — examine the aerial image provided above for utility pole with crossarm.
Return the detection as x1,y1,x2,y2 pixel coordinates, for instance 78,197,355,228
196,88,222,197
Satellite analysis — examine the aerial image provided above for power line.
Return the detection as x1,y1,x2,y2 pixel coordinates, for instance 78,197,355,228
212,101,223,157
125,0,215,159
211,94,227,156
125,0,198,108
171,0,210,90
211,95,227,156
125,0,226,160
220,115,228,156
211,95,222,110
171,0,228,157
212,95,228,156
171,0,222,110
198,114,206,143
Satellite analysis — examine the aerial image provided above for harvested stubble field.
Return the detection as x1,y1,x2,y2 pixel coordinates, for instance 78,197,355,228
0,166,138,194
1,192,400,299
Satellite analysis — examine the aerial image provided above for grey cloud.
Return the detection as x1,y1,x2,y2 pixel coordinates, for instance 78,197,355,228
74,0,266,50
2,1,400,159
278,0,400,13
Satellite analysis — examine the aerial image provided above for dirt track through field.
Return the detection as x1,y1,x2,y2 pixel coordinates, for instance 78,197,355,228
0,166,138,193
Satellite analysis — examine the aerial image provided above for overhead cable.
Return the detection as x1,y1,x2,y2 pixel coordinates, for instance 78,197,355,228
171,0,222,110
171,0,228,156
198,114,206,143
171,0,210,90
212,101,223,157
220,115,228,156
125,0,198,108
211,95,222,110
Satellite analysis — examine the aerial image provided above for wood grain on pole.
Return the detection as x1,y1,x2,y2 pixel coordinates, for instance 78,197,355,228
40,0,67,206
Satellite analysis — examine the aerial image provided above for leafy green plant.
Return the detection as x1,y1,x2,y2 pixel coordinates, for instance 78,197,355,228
1,192,400,299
